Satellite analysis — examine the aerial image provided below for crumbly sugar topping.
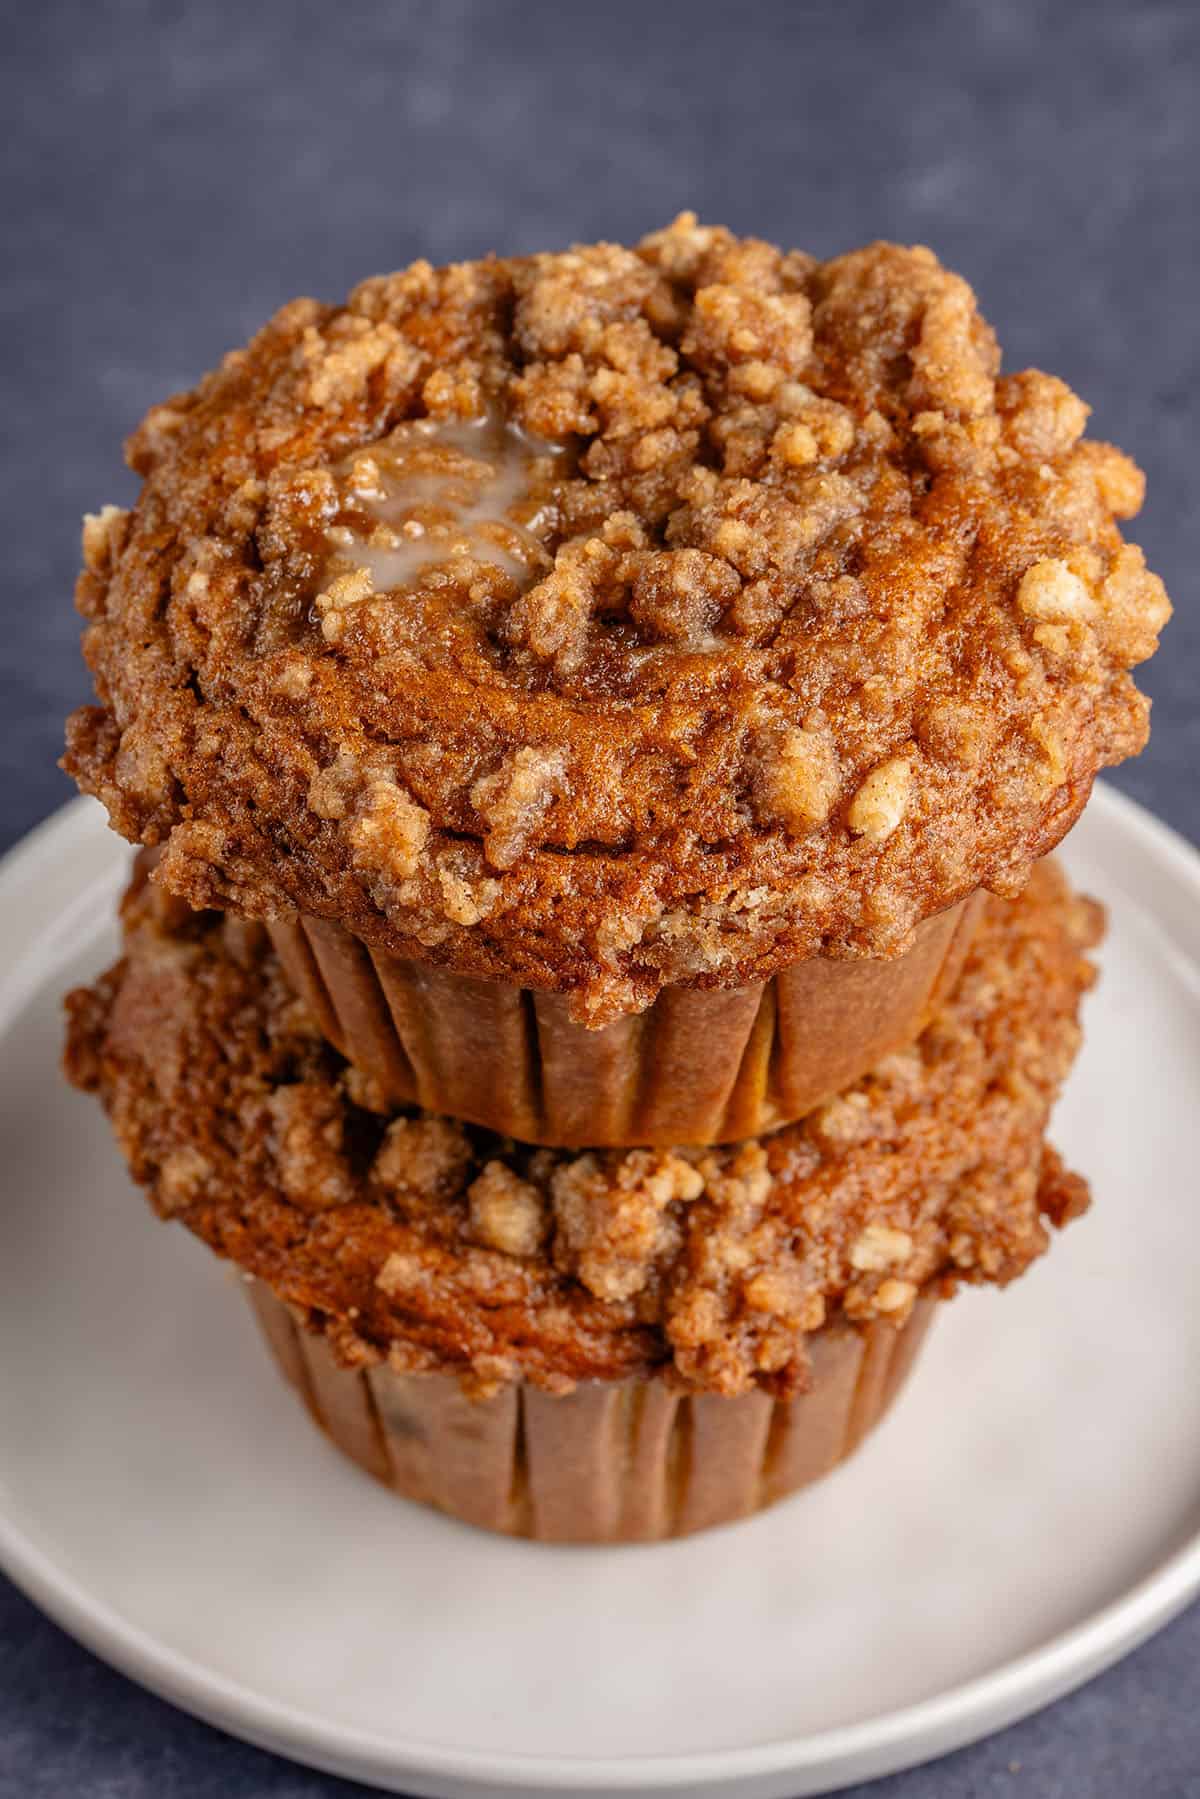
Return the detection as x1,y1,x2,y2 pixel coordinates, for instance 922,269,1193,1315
65,219,1163,1020
65,859,1099,1397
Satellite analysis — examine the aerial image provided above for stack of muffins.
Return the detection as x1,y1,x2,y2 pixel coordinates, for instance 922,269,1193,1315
63,219,1169,1543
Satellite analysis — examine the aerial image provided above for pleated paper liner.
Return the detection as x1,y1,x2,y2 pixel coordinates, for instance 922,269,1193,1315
248,1282,934,1544
267,894,983,1149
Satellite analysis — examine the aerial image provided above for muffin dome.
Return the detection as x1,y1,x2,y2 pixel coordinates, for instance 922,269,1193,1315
65,216,1167,1020
65,861,1098,1398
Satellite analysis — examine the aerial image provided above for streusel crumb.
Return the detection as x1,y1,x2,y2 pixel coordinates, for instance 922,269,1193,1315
65,858,1100,1396
64,219,1157,1021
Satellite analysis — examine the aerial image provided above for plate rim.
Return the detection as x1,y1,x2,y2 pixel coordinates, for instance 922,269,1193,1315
2,785,1199,1794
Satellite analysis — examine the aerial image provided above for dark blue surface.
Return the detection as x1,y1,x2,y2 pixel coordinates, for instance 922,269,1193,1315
2,2,1197,1793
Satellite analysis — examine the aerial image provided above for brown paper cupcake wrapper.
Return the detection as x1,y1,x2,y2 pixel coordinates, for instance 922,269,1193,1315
267,896,982,1148
248,1283,934,1544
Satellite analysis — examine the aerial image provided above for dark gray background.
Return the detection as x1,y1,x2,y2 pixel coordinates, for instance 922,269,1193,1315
2,2,1196,1795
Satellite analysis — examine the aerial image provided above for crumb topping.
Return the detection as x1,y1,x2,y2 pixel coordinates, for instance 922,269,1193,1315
64,218,1161,1021
65,859,1099,1397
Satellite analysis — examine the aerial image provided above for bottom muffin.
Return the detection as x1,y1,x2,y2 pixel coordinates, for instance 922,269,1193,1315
64,862,1100,1542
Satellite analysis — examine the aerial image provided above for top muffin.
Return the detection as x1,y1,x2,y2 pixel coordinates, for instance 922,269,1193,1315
65,215,1169,1023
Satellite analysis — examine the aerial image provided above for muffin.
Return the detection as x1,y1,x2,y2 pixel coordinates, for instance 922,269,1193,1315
64,860,1100,1542
63,218,1167,1147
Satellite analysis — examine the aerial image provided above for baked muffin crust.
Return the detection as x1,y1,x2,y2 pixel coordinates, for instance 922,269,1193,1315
65,860,1099,1398
64,217,1161,1020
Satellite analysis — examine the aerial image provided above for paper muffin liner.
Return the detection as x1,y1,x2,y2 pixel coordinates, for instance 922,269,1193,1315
247,1283,934,1544
266,896,982,1148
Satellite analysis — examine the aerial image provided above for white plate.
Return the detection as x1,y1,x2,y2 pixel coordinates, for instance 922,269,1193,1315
1,789,1198,1799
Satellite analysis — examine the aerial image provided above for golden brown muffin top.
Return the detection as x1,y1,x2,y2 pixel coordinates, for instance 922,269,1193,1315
65,860,1098,1398
65,217,1161,1021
